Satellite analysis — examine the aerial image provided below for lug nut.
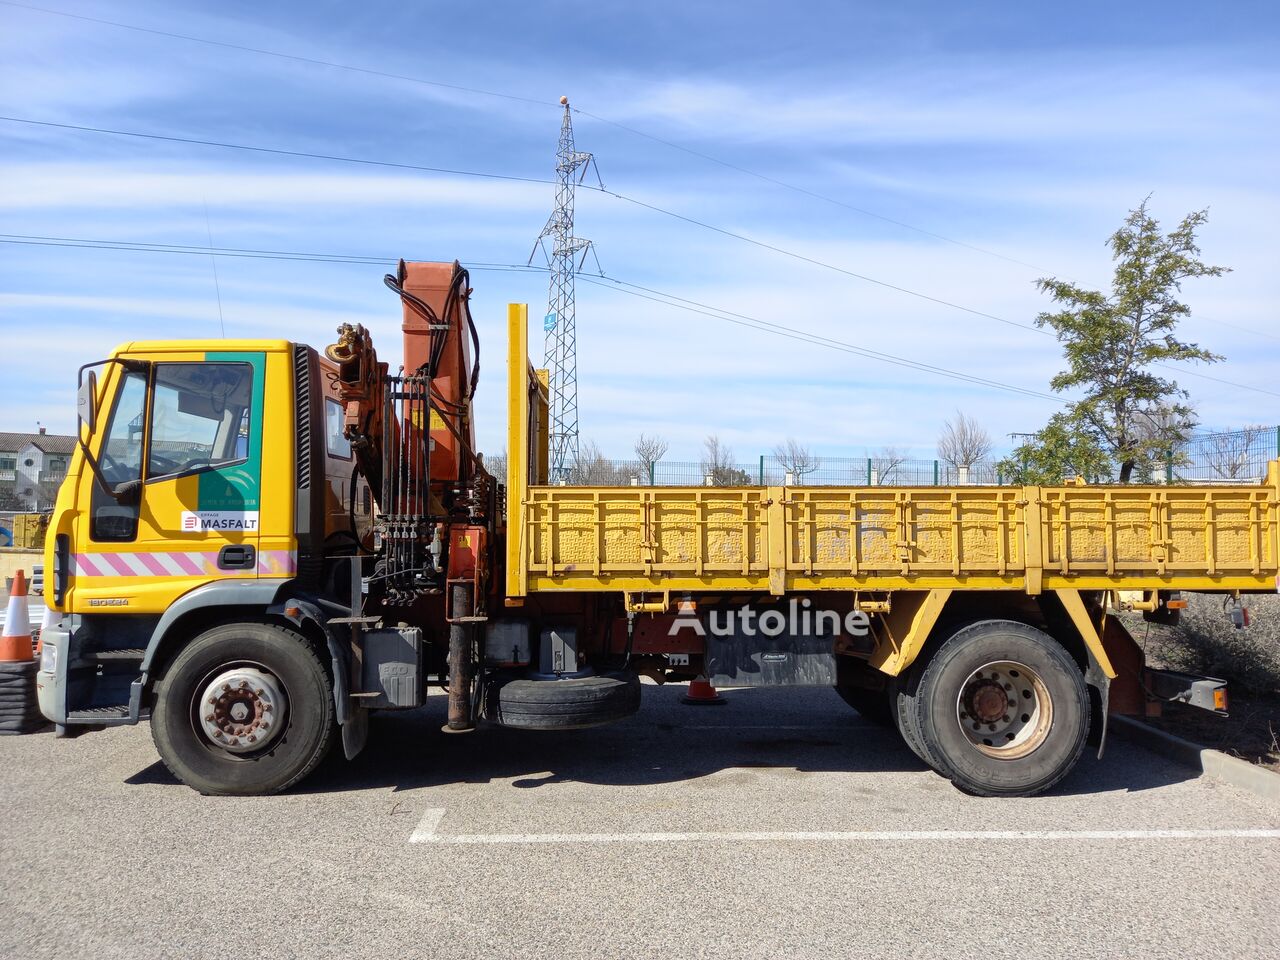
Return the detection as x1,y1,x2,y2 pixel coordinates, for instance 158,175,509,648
255,688,265,696
261,723,269,730
239,680,249,689
247,735,256,743
213,731,224,739
228,737,239,746
208,697,217,705
205,714,214,722
222,683,231,692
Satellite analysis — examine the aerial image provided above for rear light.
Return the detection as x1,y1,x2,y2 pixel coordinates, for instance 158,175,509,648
39,643,56,674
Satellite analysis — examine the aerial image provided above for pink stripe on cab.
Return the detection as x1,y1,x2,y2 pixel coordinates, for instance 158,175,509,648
138,553,168,576
174,553,204,576
74,553,102,577
102,553,133,577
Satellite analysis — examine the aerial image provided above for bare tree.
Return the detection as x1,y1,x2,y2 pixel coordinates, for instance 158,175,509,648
479,450,507,482
1206,425,1267,480
571,440,634,485
1120,403,1196,480
938,411,993,470
772,438,820,483
872,445,905,485
701,435,750,486
633,433,669,485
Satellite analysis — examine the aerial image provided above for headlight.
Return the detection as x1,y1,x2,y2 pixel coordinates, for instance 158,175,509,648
39,643,56,674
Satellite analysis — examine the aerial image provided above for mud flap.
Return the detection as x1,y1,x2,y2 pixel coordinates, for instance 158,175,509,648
1084,657,1110,759
342,704,369,760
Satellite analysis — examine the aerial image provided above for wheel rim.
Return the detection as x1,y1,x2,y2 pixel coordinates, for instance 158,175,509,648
194,664,288,755
955,660,1053,760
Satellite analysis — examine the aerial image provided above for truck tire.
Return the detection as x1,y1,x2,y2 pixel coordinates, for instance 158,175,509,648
835,685,893,724
484,671,641,730
911,620,1090,798
834,655,893,725
151,622,335,796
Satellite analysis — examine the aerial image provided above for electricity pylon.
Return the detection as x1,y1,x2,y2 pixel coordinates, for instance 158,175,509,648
531,96,601,482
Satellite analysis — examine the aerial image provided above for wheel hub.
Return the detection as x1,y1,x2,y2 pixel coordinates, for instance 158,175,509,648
197,667,287,754
967,680,1009,723
956,660,1052,760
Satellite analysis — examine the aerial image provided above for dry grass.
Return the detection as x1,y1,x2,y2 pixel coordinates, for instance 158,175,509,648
1125,594,1280,769
1138,594,1280,696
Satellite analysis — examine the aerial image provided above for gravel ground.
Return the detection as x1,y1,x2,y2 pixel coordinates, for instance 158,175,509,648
1,683,1278,960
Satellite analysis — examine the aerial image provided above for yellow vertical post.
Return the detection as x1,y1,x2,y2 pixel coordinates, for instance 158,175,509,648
506,303,529,599
534,368,550,485
1022,485,1043,595
766,486,786,595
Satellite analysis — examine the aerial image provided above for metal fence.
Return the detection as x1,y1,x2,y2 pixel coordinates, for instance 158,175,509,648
1172,427,1280,483
560,426,1280,487
566,456,1008,487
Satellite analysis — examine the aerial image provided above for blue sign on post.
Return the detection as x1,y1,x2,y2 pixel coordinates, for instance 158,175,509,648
544,312,557,332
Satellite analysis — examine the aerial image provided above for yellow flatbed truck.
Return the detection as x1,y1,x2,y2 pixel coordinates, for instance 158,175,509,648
35,261,1272,796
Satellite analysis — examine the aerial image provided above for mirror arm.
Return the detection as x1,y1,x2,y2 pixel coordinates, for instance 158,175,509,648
77,437,123,501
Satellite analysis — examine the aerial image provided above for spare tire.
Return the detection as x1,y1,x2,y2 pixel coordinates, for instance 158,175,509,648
484,671,641,730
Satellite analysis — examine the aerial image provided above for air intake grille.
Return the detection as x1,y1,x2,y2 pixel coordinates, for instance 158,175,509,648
294,344,312,490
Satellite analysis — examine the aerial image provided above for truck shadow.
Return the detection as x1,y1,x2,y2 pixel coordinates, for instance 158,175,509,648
127,684,1197,798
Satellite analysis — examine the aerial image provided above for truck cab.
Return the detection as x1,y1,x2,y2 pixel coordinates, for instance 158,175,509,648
38,340,368,741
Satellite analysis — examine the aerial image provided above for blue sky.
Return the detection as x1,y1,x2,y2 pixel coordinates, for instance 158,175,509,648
2,0,1278,462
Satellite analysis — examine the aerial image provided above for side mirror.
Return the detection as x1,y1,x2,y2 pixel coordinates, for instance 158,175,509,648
77,370,98,433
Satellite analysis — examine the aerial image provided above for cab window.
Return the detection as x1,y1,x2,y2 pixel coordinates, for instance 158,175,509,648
90,369,148,541
148,363,252,480
325,398,352,459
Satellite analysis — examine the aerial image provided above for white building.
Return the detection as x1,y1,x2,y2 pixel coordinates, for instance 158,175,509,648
0,428,76,511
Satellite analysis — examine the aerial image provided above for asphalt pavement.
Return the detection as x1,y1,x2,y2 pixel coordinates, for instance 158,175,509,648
1,683,1277,959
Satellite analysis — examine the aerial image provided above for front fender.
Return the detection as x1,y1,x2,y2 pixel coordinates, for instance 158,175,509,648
267,597,352,726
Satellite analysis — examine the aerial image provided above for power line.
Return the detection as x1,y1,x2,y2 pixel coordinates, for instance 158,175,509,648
6,0,1271,349
572,107,1051,273
0,235,544,271
0,116,1035,331
0,117,556,186
578,275,1062,403
0,0,1049,274
0,0,552,108
0,233,1062,403
5,115,1274,400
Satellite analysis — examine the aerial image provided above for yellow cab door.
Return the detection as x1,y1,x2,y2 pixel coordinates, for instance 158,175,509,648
71,345,294,614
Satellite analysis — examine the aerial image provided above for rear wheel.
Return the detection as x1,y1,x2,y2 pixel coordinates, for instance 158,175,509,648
151,622,335,796
912,620,1089,797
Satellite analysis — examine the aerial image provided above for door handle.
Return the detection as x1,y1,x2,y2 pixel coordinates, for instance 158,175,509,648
217,545,257,570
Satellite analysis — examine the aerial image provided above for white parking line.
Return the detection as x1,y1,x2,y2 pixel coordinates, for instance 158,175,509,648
408,807,446,843
407,809,1280,845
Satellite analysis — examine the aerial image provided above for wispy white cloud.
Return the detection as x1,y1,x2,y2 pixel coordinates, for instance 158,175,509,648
0,165,549,211
602,54,1280,147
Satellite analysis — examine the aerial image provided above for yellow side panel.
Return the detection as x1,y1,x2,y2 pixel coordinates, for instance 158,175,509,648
515,474,1280,595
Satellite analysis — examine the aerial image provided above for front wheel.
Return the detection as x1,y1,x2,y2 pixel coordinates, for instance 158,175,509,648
151,622,336,795
911,620,1089,797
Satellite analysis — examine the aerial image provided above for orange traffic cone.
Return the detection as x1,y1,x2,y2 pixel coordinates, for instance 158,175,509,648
1,570,33,663
682,675,726,705
0,569,45,735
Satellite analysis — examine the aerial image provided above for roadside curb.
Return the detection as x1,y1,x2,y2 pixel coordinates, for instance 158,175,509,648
1110,715,1280,804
